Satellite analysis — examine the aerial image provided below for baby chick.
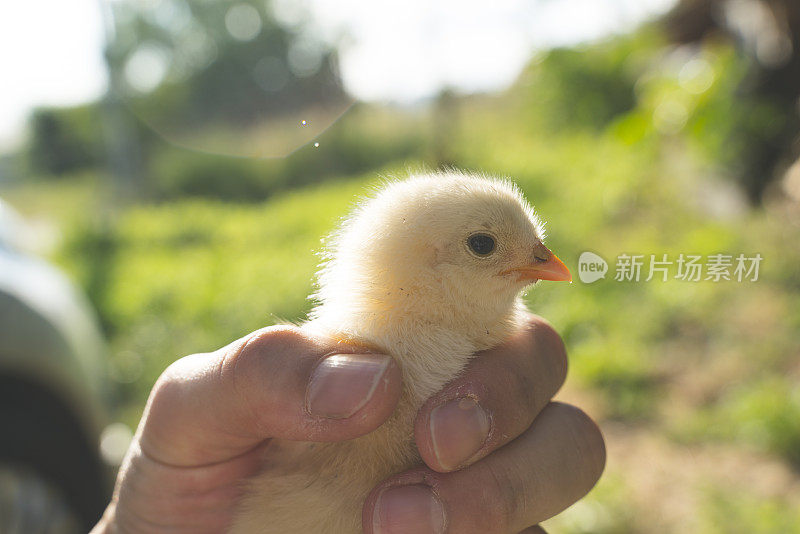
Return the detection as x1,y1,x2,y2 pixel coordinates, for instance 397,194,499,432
231,170,571,533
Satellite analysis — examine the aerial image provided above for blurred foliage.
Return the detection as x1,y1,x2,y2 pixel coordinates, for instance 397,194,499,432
673,377,800,467
663,0,800,204
148,104,428,200
697,486,800,533
543,475,640,533
56,176,371,418
105,0,346,127
27,106,105,176
518,30,661,132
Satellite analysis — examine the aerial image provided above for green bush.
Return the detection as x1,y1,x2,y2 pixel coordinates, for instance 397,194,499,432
518,29,661,133
58,174,378,423
27,106,104,176
674,378,800,469
146,104,428,200
698,486,800,533
151,149,281,200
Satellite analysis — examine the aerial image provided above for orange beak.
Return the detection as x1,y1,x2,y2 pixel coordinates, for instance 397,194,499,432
502,243,572,282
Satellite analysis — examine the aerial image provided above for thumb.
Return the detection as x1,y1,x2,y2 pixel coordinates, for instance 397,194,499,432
138,326,402,466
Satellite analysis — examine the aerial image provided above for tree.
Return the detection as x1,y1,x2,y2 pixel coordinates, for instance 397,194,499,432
104,0,347,131
664,0,800,204
27,107,101,176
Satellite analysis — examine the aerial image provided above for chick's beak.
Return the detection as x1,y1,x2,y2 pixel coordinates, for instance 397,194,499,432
503,242,572,282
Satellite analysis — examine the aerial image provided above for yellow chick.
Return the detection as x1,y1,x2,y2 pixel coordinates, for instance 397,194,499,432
230,170,571,533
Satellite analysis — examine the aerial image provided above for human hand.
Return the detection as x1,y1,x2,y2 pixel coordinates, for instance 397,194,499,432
92,315,604,533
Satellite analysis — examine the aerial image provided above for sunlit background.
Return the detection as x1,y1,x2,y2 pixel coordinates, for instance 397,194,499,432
1,0,800,532
0,0,674,149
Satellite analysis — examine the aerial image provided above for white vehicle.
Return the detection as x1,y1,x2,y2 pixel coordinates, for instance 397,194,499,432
0,199,110,533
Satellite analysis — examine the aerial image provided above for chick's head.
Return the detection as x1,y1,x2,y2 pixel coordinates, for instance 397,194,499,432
313,172,570,329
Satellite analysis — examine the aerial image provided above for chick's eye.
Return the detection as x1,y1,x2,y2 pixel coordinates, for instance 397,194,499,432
468,234,495,256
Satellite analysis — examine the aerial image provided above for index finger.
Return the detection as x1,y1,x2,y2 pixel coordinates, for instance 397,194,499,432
138,326,402,466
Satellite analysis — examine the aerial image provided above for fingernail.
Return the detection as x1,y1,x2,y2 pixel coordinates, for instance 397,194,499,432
373,485,446,534
430,397,491,471
306,353,390,418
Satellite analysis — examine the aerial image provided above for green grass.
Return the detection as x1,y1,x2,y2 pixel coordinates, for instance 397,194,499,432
55,173,381,424
696,486,800,534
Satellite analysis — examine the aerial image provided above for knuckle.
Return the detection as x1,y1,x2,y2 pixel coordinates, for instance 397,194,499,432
552,403,607,483
503,362,540,413
480,460,528,534
152,355,199,404
476,463,515,533
503,318,567,410
218,325,306,384
238,325,306,362
145,354,205,423
214,326,313,428
525,317,568,387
